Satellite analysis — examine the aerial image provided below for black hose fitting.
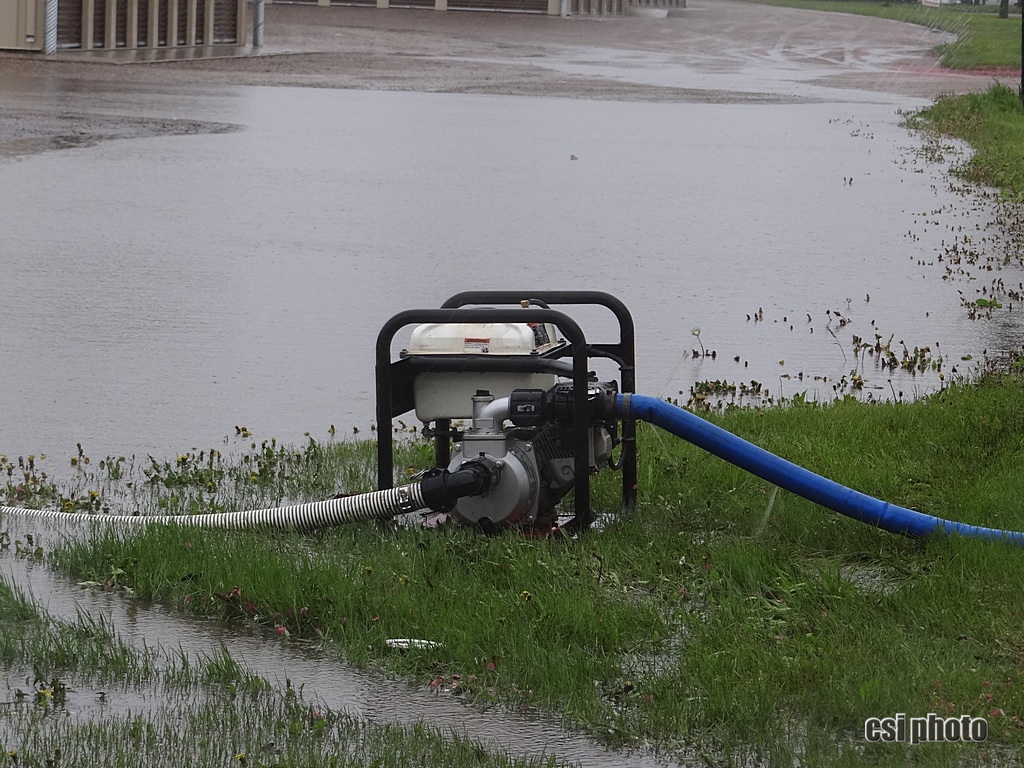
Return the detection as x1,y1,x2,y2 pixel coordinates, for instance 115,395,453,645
508,381,618,428
418,462,494,512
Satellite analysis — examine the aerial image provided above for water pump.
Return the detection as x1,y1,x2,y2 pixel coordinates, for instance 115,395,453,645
376,291,638,532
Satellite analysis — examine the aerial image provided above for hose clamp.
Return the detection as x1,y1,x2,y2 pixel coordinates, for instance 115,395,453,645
396,486,417,513
621,392,632,422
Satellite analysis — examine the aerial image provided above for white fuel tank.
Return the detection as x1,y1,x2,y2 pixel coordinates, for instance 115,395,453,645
404,322,565,421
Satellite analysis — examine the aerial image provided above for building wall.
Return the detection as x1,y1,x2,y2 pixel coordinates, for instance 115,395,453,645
0,0,44,49
2,0,686,53
0,0,246,51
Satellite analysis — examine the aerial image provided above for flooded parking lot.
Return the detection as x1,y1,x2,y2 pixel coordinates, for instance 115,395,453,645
1,2,1020,464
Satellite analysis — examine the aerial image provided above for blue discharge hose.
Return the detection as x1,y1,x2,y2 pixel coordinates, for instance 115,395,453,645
619,393,1024,544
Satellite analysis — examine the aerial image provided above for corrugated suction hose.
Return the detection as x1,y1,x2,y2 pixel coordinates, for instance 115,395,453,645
1,485,426,531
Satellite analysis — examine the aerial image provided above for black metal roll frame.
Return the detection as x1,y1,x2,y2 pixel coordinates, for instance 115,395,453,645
375,291,637,527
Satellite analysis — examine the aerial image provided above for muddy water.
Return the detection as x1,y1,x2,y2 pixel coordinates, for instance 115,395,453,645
0,517,673,767
1,62,1022,467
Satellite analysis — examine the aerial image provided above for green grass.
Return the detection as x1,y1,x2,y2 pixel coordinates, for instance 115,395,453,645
907,82,1024,197
7,361,1024,765
743,0,1023,70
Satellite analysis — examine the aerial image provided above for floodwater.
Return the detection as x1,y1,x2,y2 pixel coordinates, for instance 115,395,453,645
2,60,1022,463
0,516,673,767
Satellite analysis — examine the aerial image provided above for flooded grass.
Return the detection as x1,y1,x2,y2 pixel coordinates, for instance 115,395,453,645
4,689,571,768
5,362,1024,765
0,577,573,768
908,84,1024,199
